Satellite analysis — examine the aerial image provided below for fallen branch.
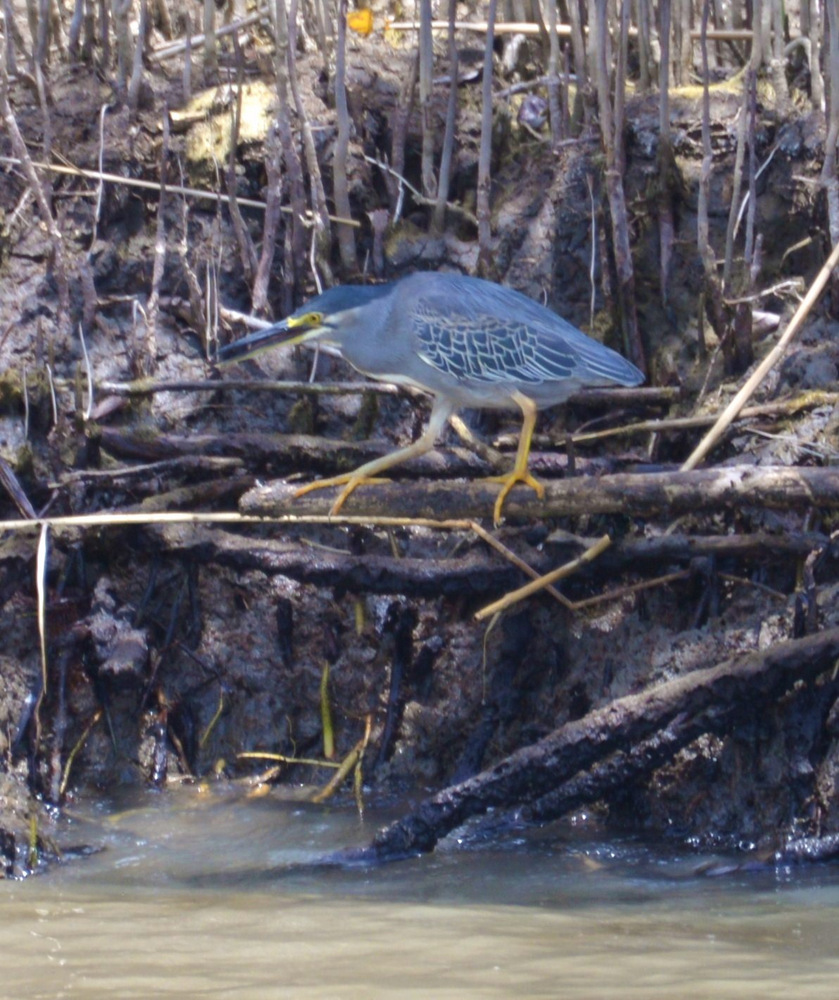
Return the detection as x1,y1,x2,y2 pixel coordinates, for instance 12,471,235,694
97,427,489,477
240,465,839,522
526,710,703,822
154,523,526,597
78,521,821,603
354,626,839,860
775,834,839,865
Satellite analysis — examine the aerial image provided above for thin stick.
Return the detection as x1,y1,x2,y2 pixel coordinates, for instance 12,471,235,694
333,0,357,270
77,323,94,420
143,104,170,375
475,534,611,620
387,20,761,41
0,511,475,531
95,377,404,396
570,569,690,611
0,155,360,226
682,238,839,470
476,0,497,274
311,737,365,802
59,708,103,798
468,520,574,609
569,395,839,444
238,751,340,768
149,9,265,61
36,523,49,694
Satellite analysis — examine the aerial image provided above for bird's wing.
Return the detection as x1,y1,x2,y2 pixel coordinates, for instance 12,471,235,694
412,303,552,384
411,294,637,387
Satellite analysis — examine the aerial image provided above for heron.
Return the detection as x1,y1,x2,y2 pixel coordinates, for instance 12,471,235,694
219,272,644,524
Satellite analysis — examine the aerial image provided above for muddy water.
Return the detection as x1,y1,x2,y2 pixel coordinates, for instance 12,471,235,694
3,788,839,999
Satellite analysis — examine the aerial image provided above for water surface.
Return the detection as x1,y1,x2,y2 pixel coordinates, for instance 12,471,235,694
3,787,838,999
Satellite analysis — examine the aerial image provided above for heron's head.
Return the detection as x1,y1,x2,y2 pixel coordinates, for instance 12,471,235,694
217,283,394,363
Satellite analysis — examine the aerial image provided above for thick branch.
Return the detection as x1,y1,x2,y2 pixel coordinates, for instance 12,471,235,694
75,524,825,599
240,465,839,522
154,524,524,597
98,427,489,477
360,627,839,858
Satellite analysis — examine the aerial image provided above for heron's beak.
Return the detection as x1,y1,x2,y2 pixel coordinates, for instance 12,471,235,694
216,316,322,364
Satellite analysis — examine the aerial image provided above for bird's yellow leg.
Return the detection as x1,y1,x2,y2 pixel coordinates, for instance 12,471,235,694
293,396,455,516
294,472,391,511
485,392,544,525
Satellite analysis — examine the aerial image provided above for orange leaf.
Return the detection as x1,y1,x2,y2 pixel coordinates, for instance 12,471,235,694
347,9,373,35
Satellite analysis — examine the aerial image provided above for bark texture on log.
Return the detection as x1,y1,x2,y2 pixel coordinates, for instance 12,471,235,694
343,627,839,860
240,466,839,522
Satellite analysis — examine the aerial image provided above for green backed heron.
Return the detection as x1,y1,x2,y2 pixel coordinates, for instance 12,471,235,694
219,272,644,524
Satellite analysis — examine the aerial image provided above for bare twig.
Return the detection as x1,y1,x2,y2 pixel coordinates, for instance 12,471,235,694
202,0,217,82
386,19,762,41
807,0,825,111
566,0,588,125
182,10,192,100
3,0,22,72
594,0,644,371
77,322,94,420
769,0,790,115
99,0,110,82
364,153,478,226
676,0,692,85
476,0,497,276
432,0,458,233
333,0,357,272
142,105,169,376
0,457,37,518
95,377,403,396
225,42,258,285
474,535,611,620
128,0,147,117
682,239,839,470
288,0,332,285
823,0,839,247
418,0,435,199
149,8,265,62
388,52,418,217
541,0,562,145
174,159,208,339
252,122,283,316
637,0,653,91
657,0,675,305
469,520,573,610
112,0,134,93
275,0,308,309
696,0,730,367
0,154,360,226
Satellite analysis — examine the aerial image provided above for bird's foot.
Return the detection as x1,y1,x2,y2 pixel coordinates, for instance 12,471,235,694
293,474,391,515
484,470,545,526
